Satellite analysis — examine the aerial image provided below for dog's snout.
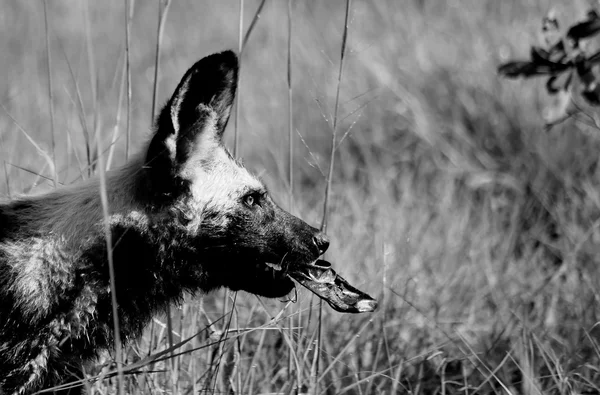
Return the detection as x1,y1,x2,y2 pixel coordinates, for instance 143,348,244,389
313,233,330,255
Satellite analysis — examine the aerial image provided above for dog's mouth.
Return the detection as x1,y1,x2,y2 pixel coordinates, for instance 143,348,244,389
284,259,378,314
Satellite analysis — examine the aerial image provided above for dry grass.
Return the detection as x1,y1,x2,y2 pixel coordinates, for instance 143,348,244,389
3,0,600,393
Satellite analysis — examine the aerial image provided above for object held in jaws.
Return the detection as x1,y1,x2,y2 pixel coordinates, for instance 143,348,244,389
288,260,378,313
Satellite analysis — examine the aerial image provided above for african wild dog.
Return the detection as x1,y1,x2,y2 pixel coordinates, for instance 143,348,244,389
0,50,331,394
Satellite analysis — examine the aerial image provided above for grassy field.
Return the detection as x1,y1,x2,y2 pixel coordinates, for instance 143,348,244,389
3,0,600,394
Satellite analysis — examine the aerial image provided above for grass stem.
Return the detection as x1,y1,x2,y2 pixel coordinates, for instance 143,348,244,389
320,0,351,234
83,0,98,176
313,1,352,393
95,129,125,394
124,0,134,161
234,0,244,158
42,0,57,188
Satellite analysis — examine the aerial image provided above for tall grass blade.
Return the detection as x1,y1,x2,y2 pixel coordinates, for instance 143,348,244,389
106,55,126,170
95,128,126,394
83,0,98,175
287,0,294,213
3,161,9,198
312,1,352,393
1,104,56,181
240,0,268,55
42,0,57,187
287,0,297,392
124,0,135,161
232,0,268,158
6,163,60,186
58,41,92,179
320,0,351,233
150,0,171,125
147,0,176,391
234,0,244,158
0,130,11,197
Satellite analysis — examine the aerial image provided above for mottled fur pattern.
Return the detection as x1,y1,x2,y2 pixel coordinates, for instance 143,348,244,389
0,51,329,394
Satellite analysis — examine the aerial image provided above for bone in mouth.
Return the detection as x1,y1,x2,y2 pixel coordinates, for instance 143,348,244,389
265,262,283,271
288,260,378,314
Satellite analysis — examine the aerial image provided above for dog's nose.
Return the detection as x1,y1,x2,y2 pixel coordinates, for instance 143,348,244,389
313,233,330,255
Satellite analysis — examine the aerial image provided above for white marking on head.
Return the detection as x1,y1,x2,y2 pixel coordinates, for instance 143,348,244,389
182,105,221,163
179,145,264,232
168,75,193,162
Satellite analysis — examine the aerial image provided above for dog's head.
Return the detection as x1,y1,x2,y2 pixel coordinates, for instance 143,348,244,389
142,51,328,298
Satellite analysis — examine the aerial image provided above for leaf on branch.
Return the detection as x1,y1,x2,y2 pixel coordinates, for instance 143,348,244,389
531,46,552,63
497,60,569,78
567,10,600,42
546,70,573,94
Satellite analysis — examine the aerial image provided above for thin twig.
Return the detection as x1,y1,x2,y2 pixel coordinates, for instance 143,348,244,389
106,51,127,170
149,0,175,390
212,294,238,394
0,129,9,197
296,128,325,177
57,41,91,179
95,131,126,394
83,0,97,175
287,0,294,213
233,0,244,158
321,0,352,233
233,0,268,158
240,0,268,56
42,0,57,187
125,0,135,161
286,0,298,391
3,160,10,198
335,102,368,150
1,103,55,179
6,163,62,186
313,1,353,394
216,1,246,391
150,0,171,125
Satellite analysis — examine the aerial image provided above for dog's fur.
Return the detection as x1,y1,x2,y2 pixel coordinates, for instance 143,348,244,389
0,51,329,394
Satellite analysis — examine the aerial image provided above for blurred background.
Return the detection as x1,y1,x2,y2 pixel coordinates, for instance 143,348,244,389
3,0,600,393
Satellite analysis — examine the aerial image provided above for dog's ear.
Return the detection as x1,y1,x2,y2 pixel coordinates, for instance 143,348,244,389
144,51,238,197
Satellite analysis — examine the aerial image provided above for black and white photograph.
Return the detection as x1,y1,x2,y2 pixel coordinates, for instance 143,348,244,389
1,1,600,394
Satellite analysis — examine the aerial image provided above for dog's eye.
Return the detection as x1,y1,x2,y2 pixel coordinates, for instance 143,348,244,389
243,193,258,208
